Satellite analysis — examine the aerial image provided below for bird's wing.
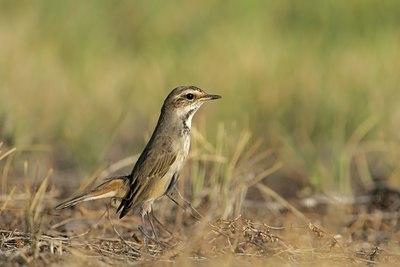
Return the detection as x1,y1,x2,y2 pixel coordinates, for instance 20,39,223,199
118,135,177,218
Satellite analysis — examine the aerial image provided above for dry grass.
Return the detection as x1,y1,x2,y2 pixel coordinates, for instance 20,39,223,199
1,138,400,266
1,202,399,266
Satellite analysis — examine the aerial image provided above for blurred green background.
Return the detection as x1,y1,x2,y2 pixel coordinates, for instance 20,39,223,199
1,0,400,193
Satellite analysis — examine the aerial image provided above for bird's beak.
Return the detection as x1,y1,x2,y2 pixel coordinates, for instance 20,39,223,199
200,93,222,101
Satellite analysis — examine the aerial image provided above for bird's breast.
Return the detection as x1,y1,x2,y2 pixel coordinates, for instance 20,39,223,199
182,133,191,158
172,133,190,175
147,135,190,201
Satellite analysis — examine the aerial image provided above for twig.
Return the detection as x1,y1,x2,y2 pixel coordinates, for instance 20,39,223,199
106,206,140,255
256,183,309,223
168,188,204,220
0,186,16,212
0,147,17,161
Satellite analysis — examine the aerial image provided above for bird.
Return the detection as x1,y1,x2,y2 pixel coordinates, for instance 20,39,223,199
55,86,221,245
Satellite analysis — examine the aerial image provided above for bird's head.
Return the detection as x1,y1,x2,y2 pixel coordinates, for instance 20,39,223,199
162,86,221,124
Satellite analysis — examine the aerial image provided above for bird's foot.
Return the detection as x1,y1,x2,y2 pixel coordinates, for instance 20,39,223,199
138,226,169,252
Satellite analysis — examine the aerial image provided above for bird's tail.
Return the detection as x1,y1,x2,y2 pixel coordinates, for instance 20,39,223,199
55,176,130,210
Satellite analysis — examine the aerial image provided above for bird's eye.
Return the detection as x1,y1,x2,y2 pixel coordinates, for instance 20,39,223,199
186,93,194,100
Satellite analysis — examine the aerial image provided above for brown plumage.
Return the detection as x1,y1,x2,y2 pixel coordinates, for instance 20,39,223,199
55,176,130,209
55,86,221,244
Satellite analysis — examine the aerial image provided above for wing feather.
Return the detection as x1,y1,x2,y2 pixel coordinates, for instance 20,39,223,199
118,135,177,218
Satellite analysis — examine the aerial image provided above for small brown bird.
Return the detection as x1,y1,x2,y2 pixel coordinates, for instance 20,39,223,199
56,86,221,243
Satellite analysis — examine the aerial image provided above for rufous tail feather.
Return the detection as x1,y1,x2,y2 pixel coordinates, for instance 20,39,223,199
55,176,130,210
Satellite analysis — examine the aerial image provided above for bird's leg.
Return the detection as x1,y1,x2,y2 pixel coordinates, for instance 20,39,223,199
139,210,149,250
139,202,162,249
150,211,173,237
139,202,156,250
148,210,175,249
147,210,160,242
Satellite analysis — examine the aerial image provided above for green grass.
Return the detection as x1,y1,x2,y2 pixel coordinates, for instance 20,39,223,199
1,0,400,193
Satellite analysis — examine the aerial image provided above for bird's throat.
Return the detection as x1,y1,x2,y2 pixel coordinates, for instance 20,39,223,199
181,107,197,135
